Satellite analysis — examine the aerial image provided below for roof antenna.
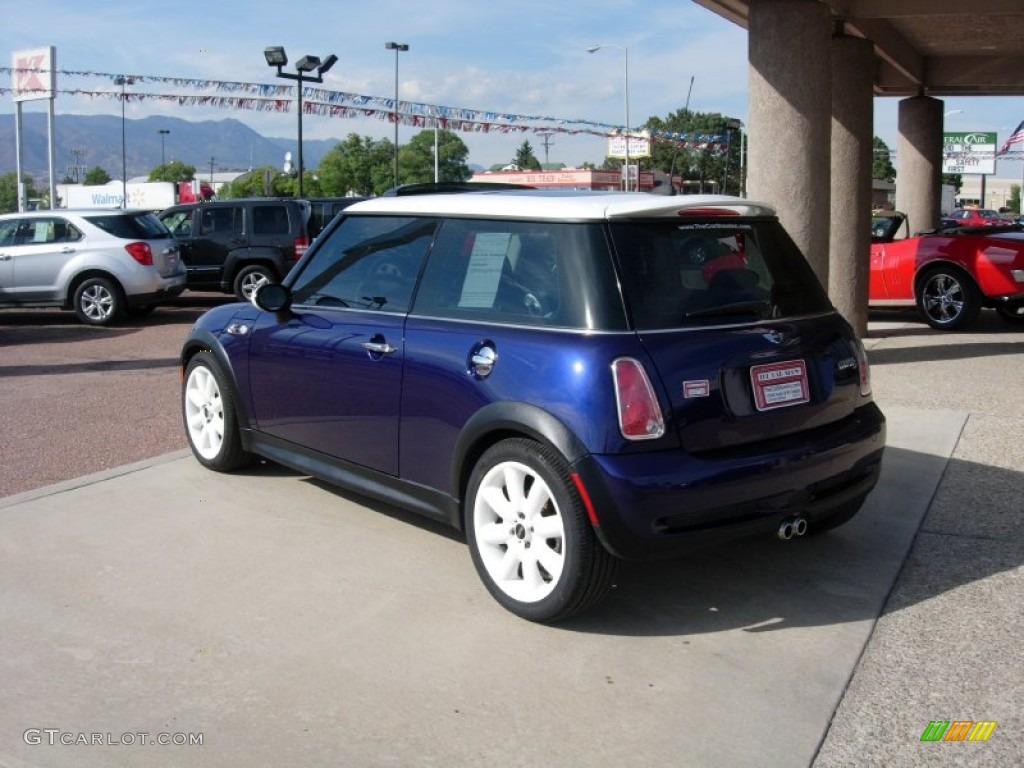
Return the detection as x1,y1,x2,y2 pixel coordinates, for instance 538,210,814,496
668,76,695,196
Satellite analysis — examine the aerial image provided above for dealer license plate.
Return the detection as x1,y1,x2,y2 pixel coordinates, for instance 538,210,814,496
750,359,810,411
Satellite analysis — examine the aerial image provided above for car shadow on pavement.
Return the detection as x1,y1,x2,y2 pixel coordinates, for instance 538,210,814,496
0,357,181,377
867,340,1023,365
557,450,1022,636
230,444,1021,638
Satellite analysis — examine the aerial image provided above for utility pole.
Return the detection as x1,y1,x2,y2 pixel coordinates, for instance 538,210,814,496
209,157,215,183
67,147,86,182
536,131,556,169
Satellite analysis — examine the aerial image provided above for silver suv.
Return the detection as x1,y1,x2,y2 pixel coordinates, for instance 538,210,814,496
0,209,186,325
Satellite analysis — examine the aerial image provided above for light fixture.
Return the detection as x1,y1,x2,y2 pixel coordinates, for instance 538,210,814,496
264,46,337,198
384,41,409,188
587,44,631,192
263,46,287,67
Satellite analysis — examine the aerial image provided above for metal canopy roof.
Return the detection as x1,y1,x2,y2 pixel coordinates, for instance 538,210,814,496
693,0,1024,96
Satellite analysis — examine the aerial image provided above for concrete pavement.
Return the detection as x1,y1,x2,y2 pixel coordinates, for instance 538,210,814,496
0,310,1020,767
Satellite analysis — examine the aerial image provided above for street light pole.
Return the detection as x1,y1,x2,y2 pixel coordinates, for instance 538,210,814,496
385,42,409,188
114,75,134,208
158,128,170,167
264,47,337,199
587,44,630,191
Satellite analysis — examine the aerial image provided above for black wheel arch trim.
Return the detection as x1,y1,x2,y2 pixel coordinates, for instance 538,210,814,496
222,248,287,290
450,401,589,517
180,331,254,431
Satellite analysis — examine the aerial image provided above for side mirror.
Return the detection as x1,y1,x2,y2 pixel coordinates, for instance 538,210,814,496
254,282,292,312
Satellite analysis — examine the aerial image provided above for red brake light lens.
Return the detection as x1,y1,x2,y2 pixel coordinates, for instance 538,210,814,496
294,236,309,257
612,358,665,440
124,242,153,266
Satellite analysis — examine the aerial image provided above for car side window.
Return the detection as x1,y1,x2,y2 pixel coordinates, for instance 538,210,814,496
0,219,22,246
413,219,564,325
252,205,291,235
200,207,240,236
162,211,194,237
289,215,437,313
21,217,80,245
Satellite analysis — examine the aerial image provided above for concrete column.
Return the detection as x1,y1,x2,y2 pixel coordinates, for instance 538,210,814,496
829,34,874,337
894,96,944,237
748,0,832,283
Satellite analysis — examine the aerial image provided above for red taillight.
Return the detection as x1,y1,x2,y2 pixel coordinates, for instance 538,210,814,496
124,242,153,266
854,338,872,396
612,357,665,440
294,236,309,258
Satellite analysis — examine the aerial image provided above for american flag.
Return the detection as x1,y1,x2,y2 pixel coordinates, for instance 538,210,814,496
998,120,1024,155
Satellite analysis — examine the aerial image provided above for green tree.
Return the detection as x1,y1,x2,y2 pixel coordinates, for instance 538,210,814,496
149,160,196,183
644,110,742,194
1010,183,1021,215
514,141,542,172
398,129,471,184
83,166,111,185
0,172,39,213
317,134,395,196
941,173,962,194
872,137,896,182
222,165,294,198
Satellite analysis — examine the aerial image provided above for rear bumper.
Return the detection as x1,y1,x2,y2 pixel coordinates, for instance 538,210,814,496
125,274,187,307
571,401,887,559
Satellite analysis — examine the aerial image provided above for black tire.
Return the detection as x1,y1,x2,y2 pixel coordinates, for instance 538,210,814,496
465,438,617,622
72,276,123,325
915,266,981,330
233,265,275,303
182,351,252,472
996,302,1024,324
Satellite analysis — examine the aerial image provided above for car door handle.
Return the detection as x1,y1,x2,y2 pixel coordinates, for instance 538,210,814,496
0,254,11,261
61,247,75,254
361,341,397,355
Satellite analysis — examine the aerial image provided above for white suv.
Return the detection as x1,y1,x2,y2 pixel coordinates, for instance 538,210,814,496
0,209,186,325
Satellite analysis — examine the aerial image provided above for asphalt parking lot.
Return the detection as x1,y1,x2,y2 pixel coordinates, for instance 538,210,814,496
0,301,1021,767
0,294,225,498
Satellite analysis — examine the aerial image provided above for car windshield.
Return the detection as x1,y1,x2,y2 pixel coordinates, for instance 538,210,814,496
85,212,172,239
609,218,833,330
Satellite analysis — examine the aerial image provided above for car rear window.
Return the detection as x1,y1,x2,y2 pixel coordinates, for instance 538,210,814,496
85,212,171,240
609,218,832,330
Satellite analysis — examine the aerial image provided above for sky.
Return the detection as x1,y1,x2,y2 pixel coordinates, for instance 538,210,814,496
3,0,1023,177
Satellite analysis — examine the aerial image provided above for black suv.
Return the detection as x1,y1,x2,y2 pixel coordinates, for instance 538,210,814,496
305,197,367,240
158,198,312,301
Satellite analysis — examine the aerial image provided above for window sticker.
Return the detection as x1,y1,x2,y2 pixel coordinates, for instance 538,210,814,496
459,232,514,308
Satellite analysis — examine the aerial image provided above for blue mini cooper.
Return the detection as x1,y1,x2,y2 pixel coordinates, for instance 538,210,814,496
180,190,886,622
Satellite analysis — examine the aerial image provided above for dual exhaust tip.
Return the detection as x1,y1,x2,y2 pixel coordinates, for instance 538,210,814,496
777,516,809,541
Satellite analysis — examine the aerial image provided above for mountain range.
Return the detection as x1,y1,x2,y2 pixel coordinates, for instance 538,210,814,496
0,113,340,181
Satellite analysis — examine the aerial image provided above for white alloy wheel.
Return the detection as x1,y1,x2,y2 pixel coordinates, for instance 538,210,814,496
184,364,227,461
466,439,617,622
473,459,567,603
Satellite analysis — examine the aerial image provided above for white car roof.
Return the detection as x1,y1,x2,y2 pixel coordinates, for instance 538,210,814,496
344,191,776,220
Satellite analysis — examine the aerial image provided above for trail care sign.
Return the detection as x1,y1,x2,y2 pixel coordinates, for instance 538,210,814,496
942,131,997,175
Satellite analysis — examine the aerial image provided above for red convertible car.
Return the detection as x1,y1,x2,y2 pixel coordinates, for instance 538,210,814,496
870,212,1024,329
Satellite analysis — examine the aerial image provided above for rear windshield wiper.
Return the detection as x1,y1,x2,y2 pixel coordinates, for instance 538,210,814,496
683,300,774,320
